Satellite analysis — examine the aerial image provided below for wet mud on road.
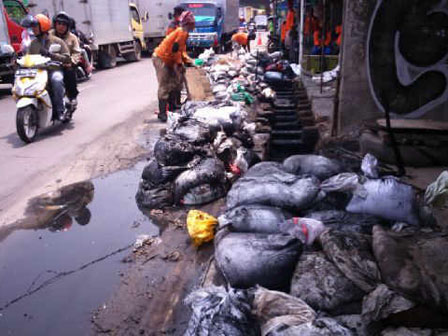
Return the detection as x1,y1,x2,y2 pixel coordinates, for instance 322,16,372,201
0,163,159,335
0,159,226,336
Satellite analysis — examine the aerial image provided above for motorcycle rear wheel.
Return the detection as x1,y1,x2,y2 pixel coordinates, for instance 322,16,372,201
17,106,38,143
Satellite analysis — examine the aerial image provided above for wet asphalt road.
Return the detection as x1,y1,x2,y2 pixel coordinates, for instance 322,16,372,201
0,58,158,225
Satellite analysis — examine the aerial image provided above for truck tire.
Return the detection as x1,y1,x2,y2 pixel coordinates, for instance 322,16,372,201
124,41,142,62
98,47,117,69
17,106,38,143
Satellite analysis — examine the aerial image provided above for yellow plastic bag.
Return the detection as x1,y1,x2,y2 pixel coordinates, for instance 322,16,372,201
187,210,218,247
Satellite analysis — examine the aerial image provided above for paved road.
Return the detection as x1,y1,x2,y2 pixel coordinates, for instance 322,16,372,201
0,58,159,225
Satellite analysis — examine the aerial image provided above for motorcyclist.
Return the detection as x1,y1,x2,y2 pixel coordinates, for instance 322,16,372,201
28,14,70,121
70,18,94,75
153,11,195,122
19,14,37,55
166,6,185,36
50,12,80,108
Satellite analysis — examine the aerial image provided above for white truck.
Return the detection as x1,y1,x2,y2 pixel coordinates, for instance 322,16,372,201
132,0,180,51
28,0,146,68
178,0,239,53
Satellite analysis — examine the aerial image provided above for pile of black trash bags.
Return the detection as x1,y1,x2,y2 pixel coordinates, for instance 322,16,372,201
200,48,298,103
184,153,448,335
136,100,261,208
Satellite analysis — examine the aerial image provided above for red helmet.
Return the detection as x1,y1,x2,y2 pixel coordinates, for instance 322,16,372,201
35,14,51,33
180,11,195,27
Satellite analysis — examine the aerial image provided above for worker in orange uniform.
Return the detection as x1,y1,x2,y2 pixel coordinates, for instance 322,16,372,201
280,20,287,47
153,11,195,122
166,6,185,36
312,24,332,55
334,24,342,53
231,31,256,52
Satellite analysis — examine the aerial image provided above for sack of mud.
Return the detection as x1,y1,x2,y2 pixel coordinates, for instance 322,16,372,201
346,178,419,225
226,175,320,211
244,162,294,182
215,230,302,290
184,286,259,336
141,159,192,186
253,286,316,336
320,173,361,193
290,252,365,313
305,210,388,235
320,230,381,292
424,171,448,208
218,205,292,234
153,134,200,166
283,155,343,181
135,181,173,209
174,158,227,205
372,225,448,313
172,118,216,145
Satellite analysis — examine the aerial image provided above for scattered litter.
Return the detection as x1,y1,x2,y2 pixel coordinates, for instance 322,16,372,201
361,153,379,179
186,210,218,247
279,217,326,245
424,171,448,208
184,286,259,336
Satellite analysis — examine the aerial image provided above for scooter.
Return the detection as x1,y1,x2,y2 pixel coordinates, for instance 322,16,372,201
12,52,76,143
76,44,93,82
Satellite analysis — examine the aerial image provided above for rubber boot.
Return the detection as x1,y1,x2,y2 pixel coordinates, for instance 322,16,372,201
174,91,182,108
168,92,176,112
158,99,168,122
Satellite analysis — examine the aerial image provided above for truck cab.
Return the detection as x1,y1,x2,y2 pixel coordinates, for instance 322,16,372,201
1,0,21,84
2,0,26,53
180,2,223,51
129,2,147,56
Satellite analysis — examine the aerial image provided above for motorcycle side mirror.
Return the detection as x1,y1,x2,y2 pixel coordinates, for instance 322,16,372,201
168,12,173,20
49,44,61,53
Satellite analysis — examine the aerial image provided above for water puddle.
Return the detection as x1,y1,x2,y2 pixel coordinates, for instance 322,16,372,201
0,162,157,336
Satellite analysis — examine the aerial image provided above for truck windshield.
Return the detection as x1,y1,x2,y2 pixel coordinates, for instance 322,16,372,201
182,3,216,17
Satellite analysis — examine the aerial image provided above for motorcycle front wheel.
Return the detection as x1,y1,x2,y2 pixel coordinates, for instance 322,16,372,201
17,106,38,143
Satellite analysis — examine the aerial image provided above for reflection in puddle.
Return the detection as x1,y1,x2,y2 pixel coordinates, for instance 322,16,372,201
0,162,157,336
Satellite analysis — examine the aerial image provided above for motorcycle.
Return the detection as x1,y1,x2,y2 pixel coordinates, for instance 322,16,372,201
12,51,76,143
75,44,93,82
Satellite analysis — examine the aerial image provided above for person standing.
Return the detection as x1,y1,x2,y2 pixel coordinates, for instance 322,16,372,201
166,6,186,36
153,11,195,122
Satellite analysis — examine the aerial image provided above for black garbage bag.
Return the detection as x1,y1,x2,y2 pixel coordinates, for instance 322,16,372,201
135,181,173,209
173,158,227,204
182,184,227,206
346,178,419,225
184,286,259,336
290,252,365,313
218,205,293,233
320,230,381,293
154,134,200,166
215,229,302,290
141,158,198,186
226,175,320,211
305,210,388,234
283,155,343,181
172,118,216,145
253,287,316,336
306,191,352,212
244,162,292,181
372,225,448,313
